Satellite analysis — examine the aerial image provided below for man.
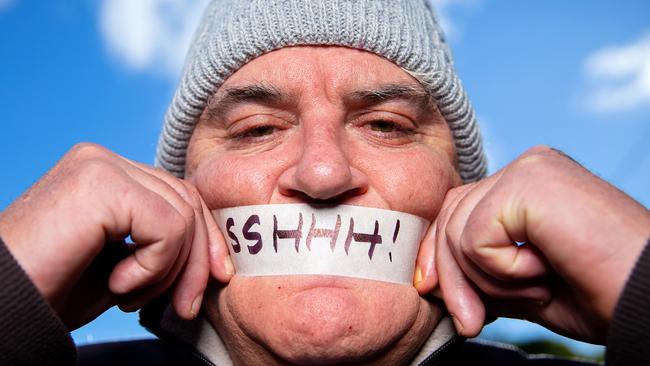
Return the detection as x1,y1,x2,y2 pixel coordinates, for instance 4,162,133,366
1,0,649,365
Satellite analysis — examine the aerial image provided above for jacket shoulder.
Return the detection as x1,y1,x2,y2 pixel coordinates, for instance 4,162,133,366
453,340,598,365
77,339,208,366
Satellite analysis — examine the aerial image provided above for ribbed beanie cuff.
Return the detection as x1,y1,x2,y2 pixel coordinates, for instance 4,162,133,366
156,0,488,182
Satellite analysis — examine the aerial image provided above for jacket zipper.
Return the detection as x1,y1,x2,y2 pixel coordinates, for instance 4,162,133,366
417,336,463,366
188,348,217,366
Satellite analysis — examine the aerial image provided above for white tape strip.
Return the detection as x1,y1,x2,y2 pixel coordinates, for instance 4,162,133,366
213,204,429,285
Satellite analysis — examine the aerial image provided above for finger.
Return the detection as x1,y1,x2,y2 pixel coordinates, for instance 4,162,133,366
126,160,234,284
414,221,437,294
118,183,228,316
124,160,235,282
116,159,197,246
123,161,211,281
435,184,485,337
416,182,475,294
417,183,475,293
108,185,189,294
444,170,550,281
171,182,211,320
460,179,553,282
443,174,552,302
202,198,235,282
116,223,196,312
101,153,196,243
114,163,202,293
436,218,485,337
451,257,553,301
107,166,197,296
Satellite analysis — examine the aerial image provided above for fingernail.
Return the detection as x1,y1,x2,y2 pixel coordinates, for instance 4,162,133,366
413,266,423,286
190,296,202,318
224,255,235,276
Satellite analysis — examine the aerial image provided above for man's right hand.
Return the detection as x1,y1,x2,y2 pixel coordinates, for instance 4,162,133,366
0,143,232,330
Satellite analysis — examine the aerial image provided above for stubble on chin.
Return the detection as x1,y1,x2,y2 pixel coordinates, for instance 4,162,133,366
205,276,442,366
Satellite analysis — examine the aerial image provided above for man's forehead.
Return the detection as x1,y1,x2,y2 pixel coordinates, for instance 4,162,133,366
217,46,424,98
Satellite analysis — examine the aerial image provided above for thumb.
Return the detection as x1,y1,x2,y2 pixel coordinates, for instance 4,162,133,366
414,222,438,294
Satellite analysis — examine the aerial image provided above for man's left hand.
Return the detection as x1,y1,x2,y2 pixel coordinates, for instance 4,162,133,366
415,146,650,343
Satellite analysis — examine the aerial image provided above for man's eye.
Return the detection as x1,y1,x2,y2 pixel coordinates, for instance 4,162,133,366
238,126,276,138
367,120,413,136
369,120,399,133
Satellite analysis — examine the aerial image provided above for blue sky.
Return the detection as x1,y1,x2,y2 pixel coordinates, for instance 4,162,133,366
1,0,648,358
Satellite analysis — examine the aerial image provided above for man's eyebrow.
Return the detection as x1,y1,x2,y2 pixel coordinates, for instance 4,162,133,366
204,82,437,120
205,83,285,118
346,83,436,116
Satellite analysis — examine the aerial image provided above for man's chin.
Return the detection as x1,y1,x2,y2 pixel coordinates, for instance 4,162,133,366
219,275,425,364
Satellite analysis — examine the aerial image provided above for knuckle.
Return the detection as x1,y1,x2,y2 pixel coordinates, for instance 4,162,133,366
512,146,557,174
443,183,475,206
166,209,190,242
500,261,521,279
460,238,492,272
66,142,109,162
459,236,477,258
181,181,203,209
510,146,582,188
515,152,546,169
174,202,196,235
153,166,180,183
61,145,121,194
517,145,572,167
444,185,466,201
523,144,553,156
444,219,462,249
180,201,196,223
151,198,190,242
72,158,118,188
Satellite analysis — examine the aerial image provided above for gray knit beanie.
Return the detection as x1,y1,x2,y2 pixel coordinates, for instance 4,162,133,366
155,0,487,182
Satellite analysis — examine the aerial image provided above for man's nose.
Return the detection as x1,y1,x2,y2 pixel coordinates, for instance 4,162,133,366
278,124,368,202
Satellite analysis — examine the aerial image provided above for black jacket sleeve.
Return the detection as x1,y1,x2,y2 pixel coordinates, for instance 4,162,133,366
0,237,76,365
606,239,650,366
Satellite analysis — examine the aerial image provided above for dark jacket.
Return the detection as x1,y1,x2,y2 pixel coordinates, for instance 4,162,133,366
1,238,649,365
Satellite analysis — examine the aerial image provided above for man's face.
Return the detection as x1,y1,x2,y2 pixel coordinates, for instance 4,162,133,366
186,46,460,364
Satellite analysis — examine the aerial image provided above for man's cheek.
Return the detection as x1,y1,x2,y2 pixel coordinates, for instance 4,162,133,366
193,157,280,209
374,156,455,220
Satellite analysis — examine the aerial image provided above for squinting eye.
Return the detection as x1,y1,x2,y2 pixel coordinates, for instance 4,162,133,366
369,120,401,133
239,125,276,138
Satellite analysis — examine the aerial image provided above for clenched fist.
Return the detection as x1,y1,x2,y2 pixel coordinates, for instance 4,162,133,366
0,143,232,330
416,146,650,343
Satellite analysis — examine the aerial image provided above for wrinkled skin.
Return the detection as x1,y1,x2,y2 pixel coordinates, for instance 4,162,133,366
186,46,460,365
1,45,648,366
0,143,232,329
416,146,650,344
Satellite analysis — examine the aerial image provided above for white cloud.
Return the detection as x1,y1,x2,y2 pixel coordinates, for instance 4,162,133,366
99,0,476,77
99,0,209,76
582,32,650,112
429,0,480,41
0,0,14,12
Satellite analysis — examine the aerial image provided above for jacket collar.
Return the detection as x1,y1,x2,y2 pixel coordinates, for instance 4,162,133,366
140,297,460,366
